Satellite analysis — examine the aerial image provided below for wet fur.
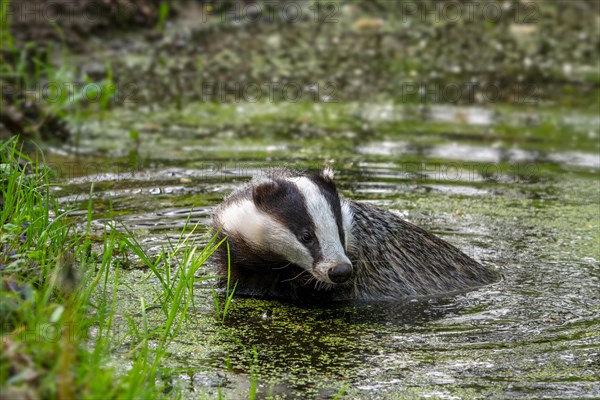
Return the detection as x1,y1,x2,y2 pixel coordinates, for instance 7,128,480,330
212,169,498,301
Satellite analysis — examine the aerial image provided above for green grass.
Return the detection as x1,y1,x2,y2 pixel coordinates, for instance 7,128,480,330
156,2,171,33
0,1,14,51
212,241,237,323
248,346,259,400
0,138,230,398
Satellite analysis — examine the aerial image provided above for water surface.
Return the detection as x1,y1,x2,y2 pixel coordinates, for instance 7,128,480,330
48,102,599,399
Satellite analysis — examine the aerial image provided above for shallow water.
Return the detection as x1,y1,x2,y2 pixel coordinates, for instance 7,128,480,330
48,102,599,399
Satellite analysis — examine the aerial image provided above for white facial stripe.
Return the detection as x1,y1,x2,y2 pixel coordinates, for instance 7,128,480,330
341,199,354,249
218,199,313,268
219,199,267,244
293,177,351,267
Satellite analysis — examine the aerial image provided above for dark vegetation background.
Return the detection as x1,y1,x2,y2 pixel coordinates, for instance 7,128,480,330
1,0,599,142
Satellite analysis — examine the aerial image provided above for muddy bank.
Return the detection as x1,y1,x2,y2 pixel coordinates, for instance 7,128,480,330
3,1,599,142
7,0,173,48
1,0,174,141
100,0,599,106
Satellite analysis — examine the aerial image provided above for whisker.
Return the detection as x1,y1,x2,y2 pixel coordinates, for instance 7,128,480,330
272,262,292,270
303,276,316,287
315,279,326,291
281,270,308,283
315,279,334,291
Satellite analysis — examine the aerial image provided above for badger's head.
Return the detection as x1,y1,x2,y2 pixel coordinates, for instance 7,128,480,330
215,167,354,287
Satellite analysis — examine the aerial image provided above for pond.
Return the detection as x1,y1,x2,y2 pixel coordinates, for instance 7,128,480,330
46,102,599,399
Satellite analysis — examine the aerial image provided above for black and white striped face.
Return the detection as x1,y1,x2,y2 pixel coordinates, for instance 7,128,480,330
218,168,354,285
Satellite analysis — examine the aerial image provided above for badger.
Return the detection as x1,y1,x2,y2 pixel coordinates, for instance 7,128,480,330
211,167,498,301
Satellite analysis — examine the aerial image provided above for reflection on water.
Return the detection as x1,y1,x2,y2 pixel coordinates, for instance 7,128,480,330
47,103,599,399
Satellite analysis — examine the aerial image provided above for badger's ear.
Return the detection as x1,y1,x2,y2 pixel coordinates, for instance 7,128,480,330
252,180,282,208
320,166,335,182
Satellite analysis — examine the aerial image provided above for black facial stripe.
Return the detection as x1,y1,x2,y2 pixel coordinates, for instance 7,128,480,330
253,179,323,264
308,174,346,249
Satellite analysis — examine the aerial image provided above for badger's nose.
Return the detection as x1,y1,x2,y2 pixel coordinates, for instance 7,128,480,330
328,263,353,283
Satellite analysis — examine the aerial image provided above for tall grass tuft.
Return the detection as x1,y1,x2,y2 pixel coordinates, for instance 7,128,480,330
0,138,225,398
0,0,14,51
156,2,171,33
212,241,237,323
111,217,226,380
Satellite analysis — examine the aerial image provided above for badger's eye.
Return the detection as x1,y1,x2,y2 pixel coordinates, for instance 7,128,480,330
300,232,313,243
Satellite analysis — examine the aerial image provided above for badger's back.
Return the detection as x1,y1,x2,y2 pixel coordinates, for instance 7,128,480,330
345,201,498,300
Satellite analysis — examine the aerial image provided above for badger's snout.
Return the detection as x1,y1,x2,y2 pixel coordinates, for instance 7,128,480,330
327,263,353,283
